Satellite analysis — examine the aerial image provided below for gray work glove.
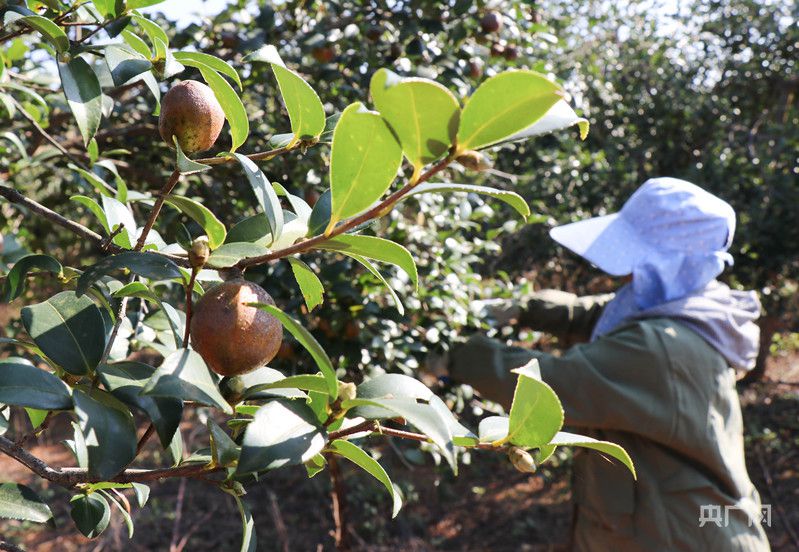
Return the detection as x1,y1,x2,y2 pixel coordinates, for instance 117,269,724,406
473,298,522,327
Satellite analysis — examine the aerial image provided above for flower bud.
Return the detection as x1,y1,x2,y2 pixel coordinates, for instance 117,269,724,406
455,150,493,172
508,446,536,473
189,236,210,268
337,381,357,402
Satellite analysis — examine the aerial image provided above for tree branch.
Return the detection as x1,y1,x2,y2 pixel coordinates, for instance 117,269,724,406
236,154,454,269
135,169,181,251
194,143,301,166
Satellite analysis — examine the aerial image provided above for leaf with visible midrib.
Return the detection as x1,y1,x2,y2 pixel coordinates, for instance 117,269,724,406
0,359,73,410
506,360,564,447
271,63,326,140
58,56,103,146
0,483,54,524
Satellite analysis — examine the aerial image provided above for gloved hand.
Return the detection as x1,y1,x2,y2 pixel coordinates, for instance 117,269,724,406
473,298,522,327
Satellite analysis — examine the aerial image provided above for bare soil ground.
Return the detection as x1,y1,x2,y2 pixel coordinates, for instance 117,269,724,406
1,353,797,551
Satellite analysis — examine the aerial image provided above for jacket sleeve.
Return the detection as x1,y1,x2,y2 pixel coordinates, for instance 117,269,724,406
516,290,615,343
448,323,677,441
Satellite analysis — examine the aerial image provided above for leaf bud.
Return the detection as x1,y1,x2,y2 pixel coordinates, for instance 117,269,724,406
189,236,210,268
455,150,493,172
508,446,536,473
337,381,357,402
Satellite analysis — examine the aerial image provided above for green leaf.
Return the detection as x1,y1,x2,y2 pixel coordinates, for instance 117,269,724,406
457,70,562,151
131,482,150,507
112,282,182,348
21,291,107,376
58,56,103,146
198,65,248,151
287,257,324,311
223,367,307,401
101,489,134,538
70,493,110,539
0,359,72,410
141,349,233,414
506,360,563,447
234,495,256,552
174,51,242,89
345,397,456,471
207,242,269,269
270,62,326,140
543,431,636,478
317,234,418,289
304,453,326,478
165,195,226,249
2,254,63,302
73,386,138,481
306,190,332,236
208,419,239,467
327,102,402,231
226,214,271,244
97,361,183,449
345,253,404,315
105,44,152,87
248,304,337,399
496,99,589,143
25,407,48,429
121,29,151,60
76,252,183,296
101,195,135,248
245,374,329,397
0,483,53,524
131,14,169,57
370,68,460,169
174,137,211,175
233,154,283,244
71,195,109,232
406,183,530,218
19,15,69,53
236,400,327,474
478,416,509,443
329,439,402,517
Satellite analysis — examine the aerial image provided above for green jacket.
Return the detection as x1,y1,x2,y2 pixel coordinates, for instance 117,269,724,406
449,291,770,551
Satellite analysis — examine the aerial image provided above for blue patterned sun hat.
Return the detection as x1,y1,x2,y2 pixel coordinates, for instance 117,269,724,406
549,177,736,308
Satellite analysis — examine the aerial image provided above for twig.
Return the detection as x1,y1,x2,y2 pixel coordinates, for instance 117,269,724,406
236,154,453,269
14,411,54,446
268,490,291,552
135,170,181,251
136,423,156,455
169,477,188,552
326,454,350,551
194,144,299,166
0,434,222,486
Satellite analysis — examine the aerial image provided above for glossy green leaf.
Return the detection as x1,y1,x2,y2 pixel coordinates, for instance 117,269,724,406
0,359,72,410
0,483,53,524
101,195,135,248
543,431,636,478
208,419,239,467
97,361,183,449
406,183,530,218
226,213,271,244
198,65,249,151
174,51,242,89
370,68,459,168
112,282,182,347
248,304,337,399
132,483,150,507
121,29,151,59
207,243,269,269
236,400,327,474
174,137,211,175
287,257,324,311
70,164,112,197
506,360,564,447
58,56,103,146
2,254,63,302
306,190,331,236
234,153,283,243
70,493,110,539
142,349,233,414
457,71,562,150
165,195,226,249
234,495,256,552
131,14,168,57
71,195,109,232
76,252,183,296
317,234,418,289
478,416,509,443
224,367,307,401
101,489,134,538
21,291,107,376
19,15,69,53
345,253,404,315
105,44,152,87
498,99,589,143
73,386,138,481
329,439,402,517
245,374,329,397
25,407,48,429
327,102,402,231
271,62,326,140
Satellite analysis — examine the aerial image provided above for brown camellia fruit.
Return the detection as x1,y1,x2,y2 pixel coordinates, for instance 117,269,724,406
159,80,224,154
190,279,283,376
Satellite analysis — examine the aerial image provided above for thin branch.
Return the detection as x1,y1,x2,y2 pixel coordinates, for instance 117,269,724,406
136,423,156,455
236,154,453,269
135,170,181,251
0,435,221,486
194,144,299,166
326,453,350,551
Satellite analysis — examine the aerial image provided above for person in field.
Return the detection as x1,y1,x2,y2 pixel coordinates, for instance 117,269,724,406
437,178,770,551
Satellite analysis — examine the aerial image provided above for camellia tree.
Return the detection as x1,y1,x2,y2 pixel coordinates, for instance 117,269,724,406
0,1,635,549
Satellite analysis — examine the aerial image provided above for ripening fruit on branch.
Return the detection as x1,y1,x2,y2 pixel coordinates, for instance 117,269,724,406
480,12,502,34
159,80,225,154
190,279,283,376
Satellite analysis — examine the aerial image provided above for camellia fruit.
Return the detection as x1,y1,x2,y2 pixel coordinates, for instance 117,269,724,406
190,279,283,376
480,12,502,34
159,80,225,154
